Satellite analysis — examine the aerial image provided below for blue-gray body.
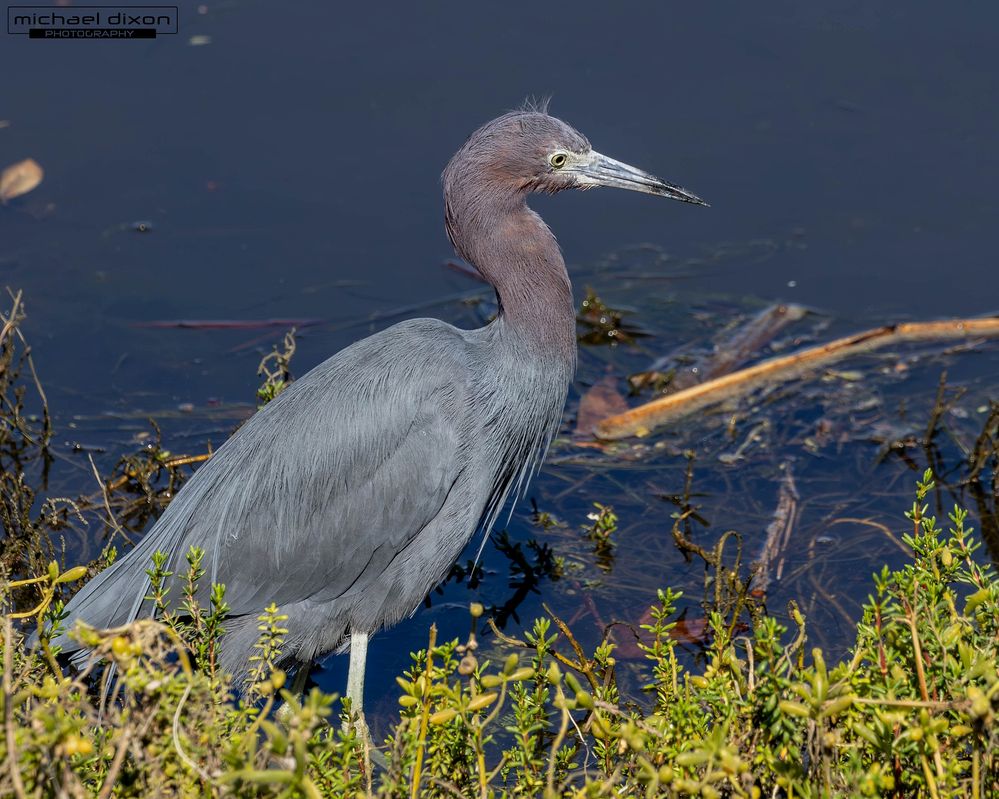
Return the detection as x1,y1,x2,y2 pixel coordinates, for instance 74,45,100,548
56,315,572,679
54,107,704,695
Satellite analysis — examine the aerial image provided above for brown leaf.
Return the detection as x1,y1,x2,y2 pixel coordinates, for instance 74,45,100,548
612,614,712,658
575,374,628,436
669,616,711,644
0,158,44,203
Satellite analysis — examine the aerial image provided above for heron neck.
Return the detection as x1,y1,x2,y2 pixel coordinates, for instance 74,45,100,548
448,195,576,358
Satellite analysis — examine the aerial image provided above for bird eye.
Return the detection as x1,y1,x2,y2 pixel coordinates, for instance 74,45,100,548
549,152,568,169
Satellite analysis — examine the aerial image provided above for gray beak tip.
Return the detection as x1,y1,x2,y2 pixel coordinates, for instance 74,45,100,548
578,151,708,208
680,193,710,208
659,182,709,207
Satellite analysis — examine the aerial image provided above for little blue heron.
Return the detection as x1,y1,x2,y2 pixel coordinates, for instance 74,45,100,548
54,107,705,717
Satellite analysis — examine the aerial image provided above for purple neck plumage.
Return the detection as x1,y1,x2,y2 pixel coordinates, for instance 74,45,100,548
444,176,576,358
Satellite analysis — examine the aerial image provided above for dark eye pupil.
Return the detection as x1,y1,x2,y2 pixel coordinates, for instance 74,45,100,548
552,154,566,168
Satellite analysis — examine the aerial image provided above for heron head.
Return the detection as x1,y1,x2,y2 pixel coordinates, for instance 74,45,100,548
446,108,707,206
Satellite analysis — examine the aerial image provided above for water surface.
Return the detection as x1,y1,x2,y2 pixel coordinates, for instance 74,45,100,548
1,0,997,711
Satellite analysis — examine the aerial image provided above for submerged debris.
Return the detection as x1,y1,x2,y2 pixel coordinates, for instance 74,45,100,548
136,318,322,330
751,463,799,599
649,302,810,390
597,316,999,439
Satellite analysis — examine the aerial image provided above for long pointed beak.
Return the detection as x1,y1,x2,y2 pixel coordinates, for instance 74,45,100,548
572,150,708,206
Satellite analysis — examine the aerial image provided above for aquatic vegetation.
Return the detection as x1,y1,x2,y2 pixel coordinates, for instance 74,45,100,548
582,502,618,573
0,291,55,592
576,288,647,346
1,287,998,795
2,471,998,796
256,328,297,407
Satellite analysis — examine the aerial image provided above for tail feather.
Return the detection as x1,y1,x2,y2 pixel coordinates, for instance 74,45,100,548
53,519,184,654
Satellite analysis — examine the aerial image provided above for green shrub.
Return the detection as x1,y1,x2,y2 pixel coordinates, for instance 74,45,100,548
1,470,997,797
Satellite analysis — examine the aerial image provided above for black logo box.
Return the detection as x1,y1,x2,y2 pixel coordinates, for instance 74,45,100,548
7,6,179,34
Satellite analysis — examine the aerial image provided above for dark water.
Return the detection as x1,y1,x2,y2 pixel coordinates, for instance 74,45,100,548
2,1,998,714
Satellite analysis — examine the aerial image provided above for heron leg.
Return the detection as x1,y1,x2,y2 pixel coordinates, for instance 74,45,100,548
290,660,312,695
275,660,313,726
346,631,369,737
346,630,368,711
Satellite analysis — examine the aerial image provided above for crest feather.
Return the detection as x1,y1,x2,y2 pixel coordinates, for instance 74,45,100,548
518,95,552,115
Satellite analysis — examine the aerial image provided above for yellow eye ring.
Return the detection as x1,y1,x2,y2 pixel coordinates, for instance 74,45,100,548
549,152,568,169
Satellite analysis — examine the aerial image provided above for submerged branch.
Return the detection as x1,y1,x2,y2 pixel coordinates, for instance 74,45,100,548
595,317,999,440
651,302,809,389
750,463,799,600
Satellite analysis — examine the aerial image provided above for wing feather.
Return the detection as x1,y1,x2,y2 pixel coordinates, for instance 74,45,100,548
56,320,471,651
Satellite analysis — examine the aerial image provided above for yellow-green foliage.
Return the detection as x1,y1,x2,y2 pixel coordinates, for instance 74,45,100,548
1,471,998,797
